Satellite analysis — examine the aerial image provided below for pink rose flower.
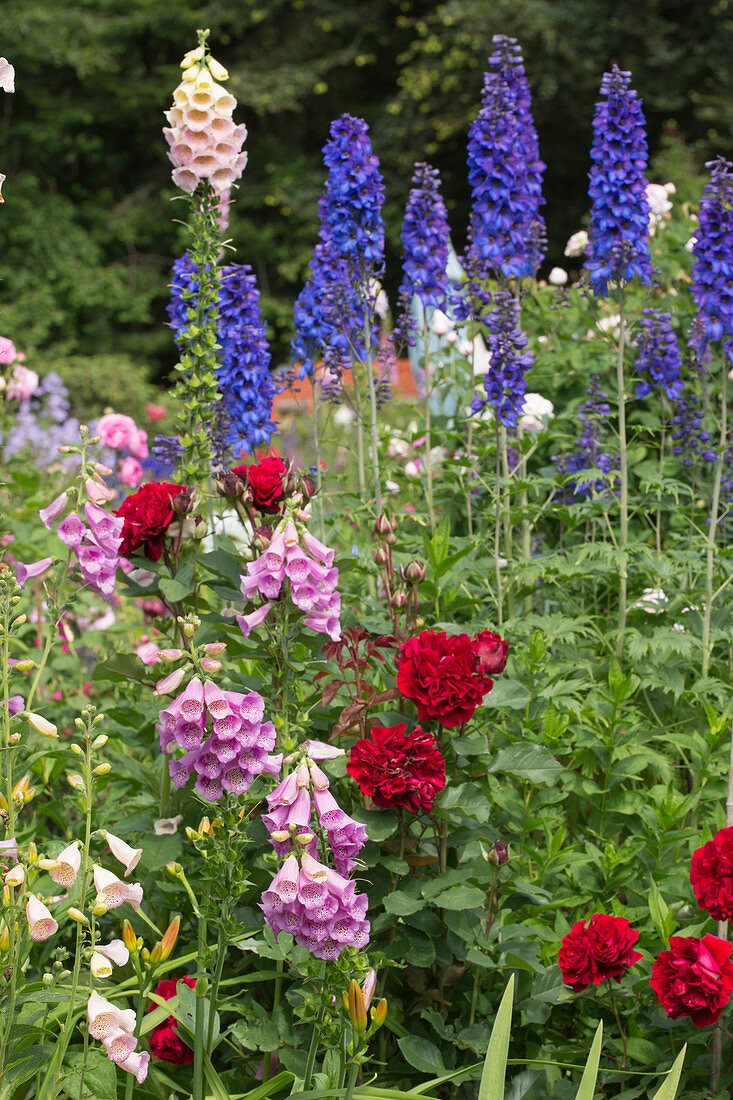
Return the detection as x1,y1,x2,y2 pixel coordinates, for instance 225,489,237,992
7,364,38,401
0,336,17,365
118,457,144,488
97,413,137,452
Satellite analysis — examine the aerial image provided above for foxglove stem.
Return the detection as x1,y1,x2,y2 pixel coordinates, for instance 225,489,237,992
207,926,227,1055
262,956,284,1082
702,364,727,677
0,578,19,1079
193,914,208,1100
423,327,436,534
615,293,629,662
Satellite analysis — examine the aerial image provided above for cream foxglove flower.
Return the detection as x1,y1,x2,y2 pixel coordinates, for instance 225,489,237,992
48,841,81,888
104,832,143,876
87,990,136,1040
93,865,143,911
26,896,58,941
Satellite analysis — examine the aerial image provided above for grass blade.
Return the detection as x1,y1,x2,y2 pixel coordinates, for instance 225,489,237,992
477,974,515,1100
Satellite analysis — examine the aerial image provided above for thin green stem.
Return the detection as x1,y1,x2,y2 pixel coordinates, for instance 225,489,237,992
363,310,382,514
702,363,727,677
123,977,148,1100
423,327,436,534
494,426,504,626
193,914,208,1100
615,293,629,662
206,925,227,1055
311,383,326,542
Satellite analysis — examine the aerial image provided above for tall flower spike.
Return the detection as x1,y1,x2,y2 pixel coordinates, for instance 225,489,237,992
633,310,684,401
466,35,545,281
470,290,534,429
398,162,451,339
689,157,733,364
585,66,652,297
321,114,385,265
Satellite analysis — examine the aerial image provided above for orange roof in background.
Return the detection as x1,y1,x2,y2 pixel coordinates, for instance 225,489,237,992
273,358,418,415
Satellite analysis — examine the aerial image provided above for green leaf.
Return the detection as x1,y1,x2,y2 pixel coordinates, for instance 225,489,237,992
0,1045,54,1098
573,1020,602,1100
384,892,423,917
477,974,514,1100
483,680,532,710
434,885,486,910
489,743,563,785
62,1048,117,1099
649,1045,686,1100
160,575,195,602
91,652,148,684
397,1035,447,1077
649,879,676,940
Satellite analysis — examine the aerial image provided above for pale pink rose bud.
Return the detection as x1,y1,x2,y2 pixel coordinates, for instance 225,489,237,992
93,865,143,911
154,667,187,696
26,896,58,941
87,990,136,1040
39,492,69,529
103,1028,138,1064
118,1050,150,1083
49,842,81,888
104,833,143,876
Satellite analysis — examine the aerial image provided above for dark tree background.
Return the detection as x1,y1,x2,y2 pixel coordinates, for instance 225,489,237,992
1,0,731,396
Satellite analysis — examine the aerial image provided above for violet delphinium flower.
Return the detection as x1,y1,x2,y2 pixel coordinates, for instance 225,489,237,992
633,310,684,401
260,851,369,960
689,157,733,364
237,521,341,641
157,677,281,802
4,372,80,467
321,114,384,266
470,290,534,429
585,66,652,297
397,162,450,339
671,392,715,466
465,35,545,282
556,376,619,497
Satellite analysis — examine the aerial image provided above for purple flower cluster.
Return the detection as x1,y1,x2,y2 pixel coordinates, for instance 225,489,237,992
585,66,652,297
689,157,733,364
292,115,384,381
470,291,534,429
237,521,341,641
262,750,367,876
168,257,277,457
398,162,450,334
52,500,123,599
261,851,369,960
466,35,545,280
671,392,715,466
157,678,281,802
556,376,619,497
4,372,80,468
633,310,684,401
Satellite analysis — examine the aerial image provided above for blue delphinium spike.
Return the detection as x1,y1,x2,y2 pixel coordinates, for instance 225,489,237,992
689,156,733,364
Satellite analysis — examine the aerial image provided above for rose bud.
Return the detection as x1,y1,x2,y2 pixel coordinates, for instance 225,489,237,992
172,488,195,515
473,631,508,675
373,514,392,537
488,839,509,866
373,547,388,566
403,560,426,585
390,589,407,609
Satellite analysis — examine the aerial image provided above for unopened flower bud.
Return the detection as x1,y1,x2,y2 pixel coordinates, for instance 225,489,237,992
27,842,37,864
122,919,138,955
202,642,226,656
370,998,388,1032
93,763,111,777
35,858,60,871
166,861,183,877
92,900,108,917
8,733,20,746
403,560,426,585
373,547,388,566
93,462,114,477
91,734,108,749
26,713,58,739
296,832,315,846
68,907,89,925
70,743,84,756
172,488,195,515
149,941,163,966
488,839,509,866
141,947,151,964
200,658,222,674
14,659,34,671
42,972,54,987
373,514,392,537
347,979,368,1035
67,774,85,791
207,57,228,81
158,648,184,662
183,623,196,639
270,829,290,843
390,589,407,609
11,615,27,628
159,915,181,962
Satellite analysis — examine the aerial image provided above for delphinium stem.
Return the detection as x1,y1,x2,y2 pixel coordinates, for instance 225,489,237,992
702,363,728,677
494,425,504,626
363,311,382,514
423,326,436,533
311,383,326,542
615,293,629,662
499,426,514,618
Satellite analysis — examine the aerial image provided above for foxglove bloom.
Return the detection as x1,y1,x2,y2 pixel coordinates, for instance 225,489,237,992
470,291,534,429
398,162,450,335
585,67,652,297
157,677,280,802
238,521,341,641
347,724,445,813
93,866,143,911
260,851,369,961
633,310,684,400
163,51,247,194
689,157,733,363
466,35,545,280
25,896,58,941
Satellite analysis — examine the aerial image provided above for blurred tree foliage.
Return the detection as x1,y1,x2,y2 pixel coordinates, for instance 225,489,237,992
0,0,731,382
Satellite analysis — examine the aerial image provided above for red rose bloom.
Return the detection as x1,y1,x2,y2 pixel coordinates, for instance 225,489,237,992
396,630,494,727
558,914,642,991
690,826,733,920
650,935,733,1028
347,724,445,813
231,456,287,514
473,630,508,675
149,975,196,1064
116,482,184,562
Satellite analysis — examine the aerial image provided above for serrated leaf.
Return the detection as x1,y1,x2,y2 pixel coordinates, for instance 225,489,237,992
489,743,563,785
484,680,532,710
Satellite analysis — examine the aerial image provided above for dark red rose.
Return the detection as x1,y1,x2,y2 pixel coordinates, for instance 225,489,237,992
473,631,508,675
149,974,196,1064
650,935,733,1028
347,724,445,813
558,914,642,992
231,456,287,514
691,826,733,920
116,483,184,562
396,630,493,727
